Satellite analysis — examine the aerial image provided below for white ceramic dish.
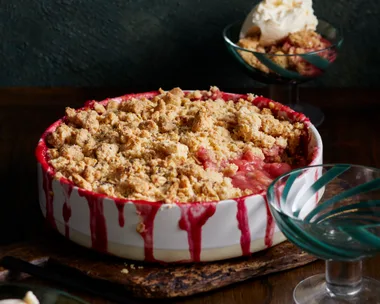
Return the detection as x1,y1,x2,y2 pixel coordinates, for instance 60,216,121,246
35,91,323,263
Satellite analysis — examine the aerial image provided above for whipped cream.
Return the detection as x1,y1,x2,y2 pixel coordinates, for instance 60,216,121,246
250,0,318,46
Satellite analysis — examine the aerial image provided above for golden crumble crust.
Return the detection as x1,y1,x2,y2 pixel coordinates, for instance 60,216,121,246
46,87,308,203
237,29,332,76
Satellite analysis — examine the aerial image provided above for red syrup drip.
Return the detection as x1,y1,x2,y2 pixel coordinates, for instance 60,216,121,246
78,189,108,253
134,204,161,262
61,183,73,238
178,203,217,262
235,197,251,256
42,170,57,230
264,196,275,248
274,180,286,212
314,169,320,203
116,203,125,228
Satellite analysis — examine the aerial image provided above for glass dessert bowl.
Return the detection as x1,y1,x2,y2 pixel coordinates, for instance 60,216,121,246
223,19,343,127
35,87,322,263
267,164,380,304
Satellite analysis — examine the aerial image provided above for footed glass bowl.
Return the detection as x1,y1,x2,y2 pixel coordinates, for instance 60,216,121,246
223,19,343,127
267,164,380,303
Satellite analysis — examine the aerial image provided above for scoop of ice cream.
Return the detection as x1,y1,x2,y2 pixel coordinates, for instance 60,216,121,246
250,0,318,46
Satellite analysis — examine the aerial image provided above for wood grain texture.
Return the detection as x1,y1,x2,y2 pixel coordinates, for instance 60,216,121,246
0,88,380,303
0,232,316,299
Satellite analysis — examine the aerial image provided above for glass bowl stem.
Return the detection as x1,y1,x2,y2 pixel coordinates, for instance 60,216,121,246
269,83,325,127
269,83,299,105
326,260,363,297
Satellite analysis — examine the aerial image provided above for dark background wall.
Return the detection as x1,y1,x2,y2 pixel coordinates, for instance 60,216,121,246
1,0,379,88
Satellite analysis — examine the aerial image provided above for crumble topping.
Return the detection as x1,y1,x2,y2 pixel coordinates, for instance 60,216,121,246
46,87,308,203
238,29,334,76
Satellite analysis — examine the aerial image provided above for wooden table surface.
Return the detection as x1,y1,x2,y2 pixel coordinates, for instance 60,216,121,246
1,87,380,304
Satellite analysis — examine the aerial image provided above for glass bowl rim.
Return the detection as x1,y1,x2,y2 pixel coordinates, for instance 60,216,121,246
222,19,344,57
267,163,380,216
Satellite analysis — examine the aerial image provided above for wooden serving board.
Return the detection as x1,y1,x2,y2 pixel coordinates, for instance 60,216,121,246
0,231,317,299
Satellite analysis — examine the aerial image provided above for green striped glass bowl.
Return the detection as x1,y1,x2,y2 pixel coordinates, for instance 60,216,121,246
223,20,343,85
267,164,380,304
267,164,380,261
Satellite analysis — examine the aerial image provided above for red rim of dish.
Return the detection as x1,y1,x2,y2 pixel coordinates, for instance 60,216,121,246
35,90,320,207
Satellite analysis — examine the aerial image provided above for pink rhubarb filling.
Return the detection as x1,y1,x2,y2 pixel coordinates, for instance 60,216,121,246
197,148,296,195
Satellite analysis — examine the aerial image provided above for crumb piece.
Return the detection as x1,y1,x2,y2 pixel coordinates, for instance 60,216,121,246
94,102,106,114
23,291,40,304
136,222,145,233
121,268,129,274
